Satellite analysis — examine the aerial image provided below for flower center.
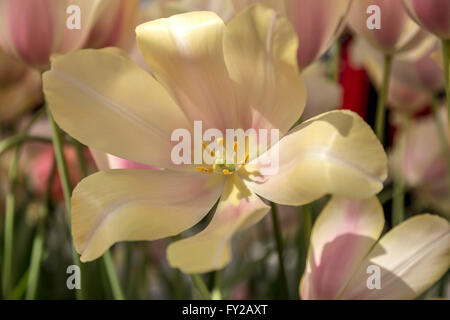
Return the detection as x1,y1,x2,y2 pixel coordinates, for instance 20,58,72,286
196,138,250,175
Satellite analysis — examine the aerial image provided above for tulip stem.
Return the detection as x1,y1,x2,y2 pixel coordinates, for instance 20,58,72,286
191,274,211,300
391,119,408,227
431,95,450,188
391,171,405,227
0,135,52,158
46,104,85,300
71,138,89,177
26,160,55,300
443,39,450,130
102,251,125,300
211,270,222,300
375,54,393,144
297,204,312,299
2,109,46,299
2,146,19,299
270,202,290,299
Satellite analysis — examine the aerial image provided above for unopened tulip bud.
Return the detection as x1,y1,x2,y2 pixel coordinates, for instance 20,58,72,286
0,0,106,69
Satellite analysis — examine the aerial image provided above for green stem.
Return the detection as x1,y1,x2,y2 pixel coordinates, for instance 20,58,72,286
431,96,450,189
391,171,405,226
46,105,85,300
0,135,51,158
2,147,19,299
375,54,393,143
47,107,72,215
25,160,55,300
270,202,289,299
102,251,125,300
443,39,450,131
211,270,222,300
11,270,28,300
392,120,407,226
296,204,312,300
25,218,45,300
2,108,46,299
71,138,88,177
191,274,211,300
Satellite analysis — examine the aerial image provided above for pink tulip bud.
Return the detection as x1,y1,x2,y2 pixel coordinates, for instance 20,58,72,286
232,0,352,70
403,0,450,39
348,0,430,55
0,0,105,69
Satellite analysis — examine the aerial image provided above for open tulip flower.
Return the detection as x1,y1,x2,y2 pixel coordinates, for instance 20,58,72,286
0,0,106,69
43,4,387,273
232,0,353,70
300,196,450,299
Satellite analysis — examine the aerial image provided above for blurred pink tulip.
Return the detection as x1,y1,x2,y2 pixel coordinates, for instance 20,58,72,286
144,0,234,22
403,0,450,39
348,0,433,55
351,37,444,113
391,107,450,214
86,0,140,50
300,196,450,299
232,0,353,70
0,47,42,124
0,0,106,69
29,144,82,200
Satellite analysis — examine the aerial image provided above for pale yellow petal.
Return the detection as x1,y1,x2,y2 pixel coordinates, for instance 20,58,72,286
300,196,385,300
167,174,270,273
43,48,190,170
136,11,238,131
243,110,388,206
340,215,450,299
72,169,225,262
223,3,306,134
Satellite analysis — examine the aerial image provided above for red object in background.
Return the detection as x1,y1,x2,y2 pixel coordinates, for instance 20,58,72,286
338,37,370,120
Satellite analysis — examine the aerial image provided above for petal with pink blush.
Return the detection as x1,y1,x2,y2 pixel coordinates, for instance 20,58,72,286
340,215,450,299
300,196,384,300
167,175,270,274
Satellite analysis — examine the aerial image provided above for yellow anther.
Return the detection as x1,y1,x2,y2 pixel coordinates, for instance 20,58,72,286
197,167,214,174
233,141,238,152
202,141,208,149
244,154,249,164
210,150,215,157
222,169,232,175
